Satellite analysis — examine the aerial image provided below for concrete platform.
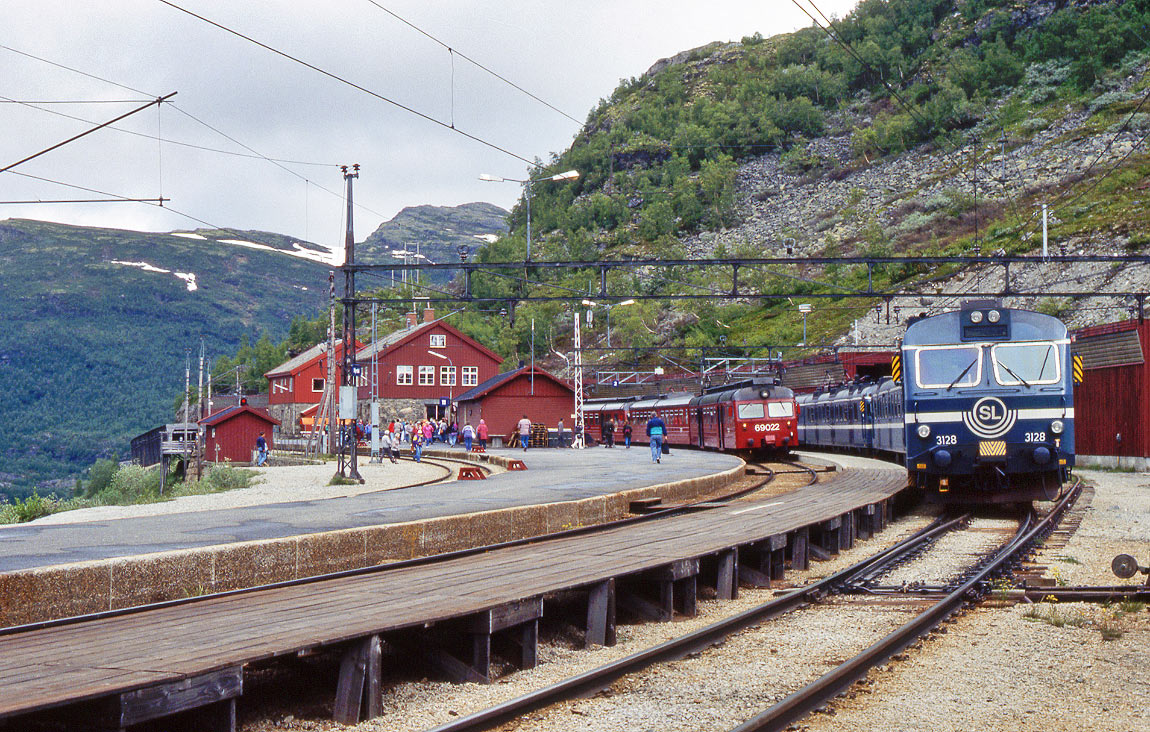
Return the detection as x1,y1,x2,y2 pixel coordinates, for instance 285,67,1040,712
0,447,744,624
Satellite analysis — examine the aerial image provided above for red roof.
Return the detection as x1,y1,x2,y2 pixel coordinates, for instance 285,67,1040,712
200,404,280,427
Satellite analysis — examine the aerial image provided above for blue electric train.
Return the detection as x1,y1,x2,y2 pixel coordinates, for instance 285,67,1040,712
798,301,1077,503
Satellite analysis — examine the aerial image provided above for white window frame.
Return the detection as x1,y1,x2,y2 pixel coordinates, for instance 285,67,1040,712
396,365,413,385
429,334,446,348
990,342,1062,386
311,377,324,393
913,345,983,389
418,365,435,386
441,365,456,386
462,366,479,387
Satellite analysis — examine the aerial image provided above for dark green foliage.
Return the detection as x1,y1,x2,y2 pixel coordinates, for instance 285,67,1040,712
0,219,325,493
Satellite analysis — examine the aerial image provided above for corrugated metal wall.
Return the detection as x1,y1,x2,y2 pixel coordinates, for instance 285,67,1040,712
1073,320,1150,457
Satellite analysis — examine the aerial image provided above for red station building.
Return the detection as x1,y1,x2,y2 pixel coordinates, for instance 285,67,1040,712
355,309,503,418
265,338,363,407
454,366,576,444
200,404,280,464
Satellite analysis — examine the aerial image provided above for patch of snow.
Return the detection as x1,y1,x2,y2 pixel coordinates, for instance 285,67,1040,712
109,260,200,292
474,233,500,243
171,232,207,240
110,259,170,274
174,272,198,291
215,238,335,265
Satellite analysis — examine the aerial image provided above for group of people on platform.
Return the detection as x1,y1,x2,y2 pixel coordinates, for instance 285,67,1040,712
278,411,667,466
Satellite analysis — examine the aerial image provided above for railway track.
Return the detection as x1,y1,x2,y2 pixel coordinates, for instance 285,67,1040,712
403,484,1082,732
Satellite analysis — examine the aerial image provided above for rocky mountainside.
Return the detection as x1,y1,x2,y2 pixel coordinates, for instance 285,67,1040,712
359,202,509,282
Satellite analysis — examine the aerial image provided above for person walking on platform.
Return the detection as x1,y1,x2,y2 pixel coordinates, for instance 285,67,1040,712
462,422,475,451
255,432,268,466
623,422,633,448
557,418,566,448
517,414,532,451
604,417,615,448
477,419,489,450
423,420,434,444
412,429,424,463
646,414,666,464
387,429,400,464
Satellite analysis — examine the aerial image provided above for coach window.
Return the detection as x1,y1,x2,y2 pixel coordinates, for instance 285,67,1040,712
915,345,982,389
991,343,1061,386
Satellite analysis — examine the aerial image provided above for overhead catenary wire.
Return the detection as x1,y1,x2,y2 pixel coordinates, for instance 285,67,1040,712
0,92,175,174
157,0,539,168
361,0,583,126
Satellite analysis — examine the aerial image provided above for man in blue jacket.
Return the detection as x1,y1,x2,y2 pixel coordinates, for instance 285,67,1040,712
646,414,666,464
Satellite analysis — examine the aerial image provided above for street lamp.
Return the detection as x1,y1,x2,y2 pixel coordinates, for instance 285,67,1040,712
479,169,579,261
426,349,454,417
581,298,636,348
798,303,812,347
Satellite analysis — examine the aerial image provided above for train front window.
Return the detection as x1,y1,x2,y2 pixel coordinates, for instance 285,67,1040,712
767,402,794,418
991,343,1061,386
915,345,982,389
738,403,765,419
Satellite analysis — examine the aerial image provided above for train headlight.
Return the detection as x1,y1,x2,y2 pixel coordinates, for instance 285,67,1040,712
987,309,1001,323
970,311,983,324
1051,420,1064,435
916,424,931,439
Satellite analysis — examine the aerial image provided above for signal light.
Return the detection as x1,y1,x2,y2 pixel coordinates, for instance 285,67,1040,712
240,397,248,406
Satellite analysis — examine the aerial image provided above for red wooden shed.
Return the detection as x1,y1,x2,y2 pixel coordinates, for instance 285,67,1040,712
200,405,281,464
1071,318,1150,463
454,366,575,443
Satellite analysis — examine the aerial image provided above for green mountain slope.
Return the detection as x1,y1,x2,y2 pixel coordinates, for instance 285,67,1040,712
459,0,1150,366
0,219,328,494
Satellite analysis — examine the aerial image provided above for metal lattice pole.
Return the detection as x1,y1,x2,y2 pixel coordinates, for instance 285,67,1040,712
573,312,585,449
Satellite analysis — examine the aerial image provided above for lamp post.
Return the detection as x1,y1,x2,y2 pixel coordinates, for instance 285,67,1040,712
798,303,812,347
479,170,579,261
426,349,454,418
581,298,636,348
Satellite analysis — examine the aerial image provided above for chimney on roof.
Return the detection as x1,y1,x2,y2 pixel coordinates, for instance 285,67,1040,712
423,307,435,323
406,312,417,328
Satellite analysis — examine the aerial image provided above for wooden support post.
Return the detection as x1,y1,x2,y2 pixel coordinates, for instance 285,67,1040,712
717,548,738,600
470,630,492,682
790,527,810,571
365,635,382,720
586,579,617,647
675,575,697,617
858,505,875,541
816,517,842,555
334,637,372,724
842,511,855,550
766,534,787,581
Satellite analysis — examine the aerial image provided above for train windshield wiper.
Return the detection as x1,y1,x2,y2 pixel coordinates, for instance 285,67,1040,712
997,359,1031,387
946,358,978,391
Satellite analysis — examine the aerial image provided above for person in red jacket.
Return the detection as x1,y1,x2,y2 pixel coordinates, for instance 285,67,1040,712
477,419,489,450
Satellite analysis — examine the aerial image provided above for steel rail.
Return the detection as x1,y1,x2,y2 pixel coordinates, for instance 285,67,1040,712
423,513,967,732
731,481,1082,732
1017,586,1150,603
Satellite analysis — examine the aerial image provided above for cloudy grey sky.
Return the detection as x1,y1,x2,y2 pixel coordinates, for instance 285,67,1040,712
2,1,859,252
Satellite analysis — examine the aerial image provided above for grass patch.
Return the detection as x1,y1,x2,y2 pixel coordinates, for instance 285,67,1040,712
0,464,259,524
